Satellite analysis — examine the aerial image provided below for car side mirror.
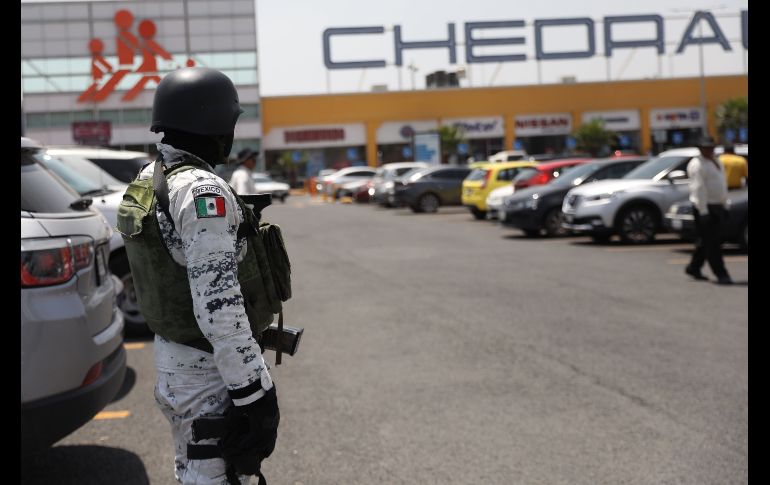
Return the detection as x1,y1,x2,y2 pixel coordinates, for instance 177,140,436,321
667,170,687,183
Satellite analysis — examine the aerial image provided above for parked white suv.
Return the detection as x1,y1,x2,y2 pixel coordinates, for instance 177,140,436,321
21,138,126,453
322,166,378,197
562,148,705,243
36,145,148,331
46,146,151,184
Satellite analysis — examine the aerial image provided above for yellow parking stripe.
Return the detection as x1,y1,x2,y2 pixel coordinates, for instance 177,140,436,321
94,411,130,420
667,256,748,264
124,343,145,350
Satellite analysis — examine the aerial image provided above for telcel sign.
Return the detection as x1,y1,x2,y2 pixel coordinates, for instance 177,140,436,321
323,10,747,69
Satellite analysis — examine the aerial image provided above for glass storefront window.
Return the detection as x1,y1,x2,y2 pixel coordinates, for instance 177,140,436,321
241,104,260,119
26,113,49,129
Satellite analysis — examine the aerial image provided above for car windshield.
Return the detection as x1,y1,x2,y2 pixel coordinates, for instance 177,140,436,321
399,167,425,181
512,167,539,182
51,153,125,189
549,163,601,187
88,156,150,183
34,152,104,195
622,156,690,180
21,151,80,213
466,168,488,181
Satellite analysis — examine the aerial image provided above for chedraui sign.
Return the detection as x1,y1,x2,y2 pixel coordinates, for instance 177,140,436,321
322,10,747,69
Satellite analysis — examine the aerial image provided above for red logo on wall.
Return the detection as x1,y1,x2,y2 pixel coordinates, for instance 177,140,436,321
72,121,112,144
78,9,195,103
284,129,345,143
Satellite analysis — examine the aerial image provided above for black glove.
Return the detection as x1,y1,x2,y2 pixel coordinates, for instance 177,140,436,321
220,385,280,477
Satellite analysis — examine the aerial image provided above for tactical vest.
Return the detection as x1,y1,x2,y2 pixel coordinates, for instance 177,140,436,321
116,157,291,349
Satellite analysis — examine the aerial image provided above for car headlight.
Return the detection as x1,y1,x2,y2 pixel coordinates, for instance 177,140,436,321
585,192,619,202
383,181,394,189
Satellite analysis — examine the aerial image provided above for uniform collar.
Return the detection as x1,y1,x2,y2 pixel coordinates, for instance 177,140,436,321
156,143,214,172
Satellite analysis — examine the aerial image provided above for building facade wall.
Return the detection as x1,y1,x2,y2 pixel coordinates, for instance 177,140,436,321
262,75,748,167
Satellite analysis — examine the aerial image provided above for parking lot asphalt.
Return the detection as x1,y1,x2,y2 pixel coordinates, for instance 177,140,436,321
22,195,748,485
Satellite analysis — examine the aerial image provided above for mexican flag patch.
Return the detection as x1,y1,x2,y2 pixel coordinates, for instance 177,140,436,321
195,196,226,218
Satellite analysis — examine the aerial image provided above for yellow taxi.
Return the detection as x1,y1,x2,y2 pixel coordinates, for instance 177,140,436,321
462,161,537,219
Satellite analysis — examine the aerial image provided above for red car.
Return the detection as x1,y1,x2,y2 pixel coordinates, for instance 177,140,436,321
512,158,593,190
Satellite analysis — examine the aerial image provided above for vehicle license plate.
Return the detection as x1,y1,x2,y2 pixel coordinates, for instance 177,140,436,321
671,219,682,230
564,214,574,223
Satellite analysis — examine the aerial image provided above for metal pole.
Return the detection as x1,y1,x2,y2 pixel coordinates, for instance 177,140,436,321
698,22,707,133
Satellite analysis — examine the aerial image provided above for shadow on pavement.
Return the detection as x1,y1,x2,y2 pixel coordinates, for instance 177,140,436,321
21,445,150,485
111,367,136,403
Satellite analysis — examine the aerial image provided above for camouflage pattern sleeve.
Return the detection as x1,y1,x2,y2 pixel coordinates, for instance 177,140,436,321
168,172,273,406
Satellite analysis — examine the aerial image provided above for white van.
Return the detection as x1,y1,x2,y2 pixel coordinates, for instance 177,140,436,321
46,146,152,184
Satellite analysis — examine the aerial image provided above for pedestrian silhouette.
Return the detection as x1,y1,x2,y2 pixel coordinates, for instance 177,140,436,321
122,19,173,101
90,9,139,102
77,38,113,102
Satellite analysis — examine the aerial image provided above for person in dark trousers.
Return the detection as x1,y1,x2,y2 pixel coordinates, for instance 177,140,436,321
685,136,733,285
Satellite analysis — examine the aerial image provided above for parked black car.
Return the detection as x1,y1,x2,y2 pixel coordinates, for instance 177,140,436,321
392,165,473,213
500,156,647,236
664,188,748,251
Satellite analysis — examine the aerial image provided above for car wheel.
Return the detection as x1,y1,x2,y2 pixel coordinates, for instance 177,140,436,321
280,195,287,203
418,193,440,213
110,252,150,334
470,208,487,220
591,234,611,244
543,208,567,237
523,229,541,238
617,206,657,244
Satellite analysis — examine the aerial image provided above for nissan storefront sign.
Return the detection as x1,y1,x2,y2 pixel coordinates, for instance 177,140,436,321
514,113,572,136
263,123,366,149
441,117,504,139
72,121,111,145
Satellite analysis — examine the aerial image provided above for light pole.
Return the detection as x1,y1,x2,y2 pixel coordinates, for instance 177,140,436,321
407,62,418,90
670,6,729,135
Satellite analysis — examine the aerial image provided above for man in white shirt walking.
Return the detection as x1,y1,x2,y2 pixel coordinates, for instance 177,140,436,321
685,136,733,285
230,148,258,195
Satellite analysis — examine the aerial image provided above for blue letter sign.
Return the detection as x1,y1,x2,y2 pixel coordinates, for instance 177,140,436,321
535,18,595,60
604,15,664,56
394,24,457,66
323,27,387,69
465,21,526,63
676,11,732,53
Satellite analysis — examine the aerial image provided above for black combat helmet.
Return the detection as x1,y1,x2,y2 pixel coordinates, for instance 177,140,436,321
151,67,244,135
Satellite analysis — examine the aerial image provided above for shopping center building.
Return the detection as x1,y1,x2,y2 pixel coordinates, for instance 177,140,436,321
261,75,747,180
21,0,262,156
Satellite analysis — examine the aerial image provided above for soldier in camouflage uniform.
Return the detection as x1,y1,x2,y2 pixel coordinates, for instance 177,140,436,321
120,67,278,485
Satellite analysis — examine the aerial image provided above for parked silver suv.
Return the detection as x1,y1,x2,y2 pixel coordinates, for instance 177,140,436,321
21,138,126,453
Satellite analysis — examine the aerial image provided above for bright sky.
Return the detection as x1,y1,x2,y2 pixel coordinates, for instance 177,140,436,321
21,0,748,97
256,0,748,96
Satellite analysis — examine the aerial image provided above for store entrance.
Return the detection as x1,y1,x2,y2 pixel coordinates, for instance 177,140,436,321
518,136,567,156
651,128,703,155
